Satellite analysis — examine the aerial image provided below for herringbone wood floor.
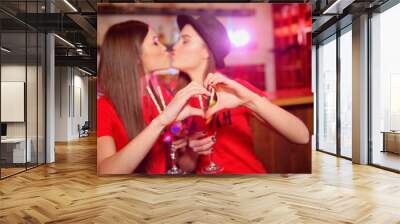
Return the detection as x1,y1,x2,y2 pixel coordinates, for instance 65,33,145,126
1,135,400,224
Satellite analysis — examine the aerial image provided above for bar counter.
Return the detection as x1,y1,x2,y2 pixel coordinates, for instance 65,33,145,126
251,88,313,173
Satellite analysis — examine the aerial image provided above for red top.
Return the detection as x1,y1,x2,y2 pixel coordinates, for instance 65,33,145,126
97,79,267,174
188,79,267,174
97,87,172,174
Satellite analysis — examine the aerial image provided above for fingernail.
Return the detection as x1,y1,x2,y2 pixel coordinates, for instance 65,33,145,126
211,136,216,142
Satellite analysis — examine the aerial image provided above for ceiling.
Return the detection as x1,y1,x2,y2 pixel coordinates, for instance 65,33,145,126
312,0,391,43
7,0,391,74
0,0,97,74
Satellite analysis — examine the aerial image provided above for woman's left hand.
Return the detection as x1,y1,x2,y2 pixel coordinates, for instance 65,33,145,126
188,131,215,155
203,72,259,118
205,73,310,145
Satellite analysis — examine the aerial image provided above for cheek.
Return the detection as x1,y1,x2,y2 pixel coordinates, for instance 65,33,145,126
141,48,155,71
147,46,159,58
154,47,169,62
182,45,197,56
176,45,201,64
142,45,170,72
143,47,164,63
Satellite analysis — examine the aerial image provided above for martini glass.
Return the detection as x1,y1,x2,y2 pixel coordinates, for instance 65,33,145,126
198,88,224,174
166,121,185,175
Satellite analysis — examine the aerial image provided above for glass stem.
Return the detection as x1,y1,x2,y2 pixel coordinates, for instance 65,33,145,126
208,147,213,164
171,149,177,168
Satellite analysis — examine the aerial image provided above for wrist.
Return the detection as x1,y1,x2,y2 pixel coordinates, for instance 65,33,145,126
245,93,273,113
235,81,261,110
244,93,264,111
152,113,169,130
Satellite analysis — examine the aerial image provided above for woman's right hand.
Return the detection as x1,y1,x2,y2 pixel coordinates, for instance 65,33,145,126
177,131,216,173
156,81,210,127
188,131,216,155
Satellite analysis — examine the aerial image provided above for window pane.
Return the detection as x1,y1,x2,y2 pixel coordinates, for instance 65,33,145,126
317,37,337,154
1,30,28,177
27,31,38,169
371,3,400,171
38,32,45,165
0,0,46,179
340,29,352,158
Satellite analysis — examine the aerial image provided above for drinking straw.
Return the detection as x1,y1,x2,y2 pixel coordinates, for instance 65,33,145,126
146,86,162,114
198,95,204,110
157,86,167,110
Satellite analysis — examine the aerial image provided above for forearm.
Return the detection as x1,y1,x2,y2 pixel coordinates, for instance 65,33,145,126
98,117,166,174
246,95,309,144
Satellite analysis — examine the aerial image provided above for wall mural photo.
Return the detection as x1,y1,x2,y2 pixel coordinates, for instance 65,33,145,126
96,3,312,175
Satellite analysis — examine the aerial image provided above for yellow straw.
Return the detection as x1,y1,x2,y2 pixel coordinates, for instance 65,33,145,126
206,88,216,124
209,87,216,107
157,86,167,110
198,95,204,110
146,86,162,114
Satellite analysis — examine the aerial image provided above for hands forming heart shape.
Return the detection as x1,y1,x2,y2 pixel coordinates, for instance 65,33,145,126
202,72,259,119
157,73,259,127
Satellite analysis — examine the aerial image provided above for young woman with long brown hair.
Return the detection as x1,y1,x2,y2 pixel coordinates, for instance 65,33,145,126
97,21,209,174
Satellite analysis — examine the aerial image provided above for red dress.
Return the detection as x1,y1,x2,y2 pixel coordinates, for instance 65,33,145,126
97,88,172,174
187,79,267,174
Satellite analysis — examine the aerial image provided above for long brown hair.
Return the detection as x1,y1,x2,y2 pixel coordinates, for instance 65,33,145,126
98,21,148,139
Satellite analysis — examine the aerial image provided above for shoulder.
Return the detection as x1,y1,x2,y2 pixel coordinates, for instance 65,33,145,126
98,96,111,108
97,96,117,137
98,96,117,115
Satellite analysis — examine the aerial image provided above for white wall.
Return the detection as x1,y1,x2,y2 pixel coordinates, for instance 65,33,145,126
55,66,69,141
1,65,36,138
55,67,89,141
1,65,26,140
1,63,45,163
72,73,89,139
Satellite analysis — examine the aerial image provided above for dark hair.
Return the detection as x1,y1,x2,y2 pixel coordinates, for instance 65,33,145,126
98,21,148,140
